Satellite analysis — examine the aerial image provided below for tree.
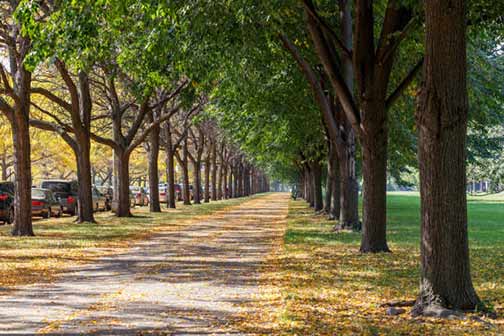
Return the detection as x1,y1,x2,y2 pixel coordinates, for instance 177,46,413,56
146,107,161,212
302,0,423,252
187,125,206,204
0,0,34,236
29,62,97,223
412,0,480,315
0,116,14,181
91,73,183,217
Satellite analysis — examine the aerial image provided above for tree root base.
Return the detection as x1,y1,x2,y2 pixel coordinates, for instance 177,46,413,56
380,299,416,308
359,246,391,253
411,303,464,319
332,221,362,232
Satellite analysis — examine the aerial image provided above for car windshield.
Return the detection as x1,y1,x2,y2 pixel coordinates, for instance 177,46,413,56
32,189,47,198
41,182,70,193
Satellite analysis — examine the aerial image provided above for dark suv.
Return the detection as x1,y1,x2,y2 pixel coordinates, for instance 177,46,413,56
0,181,15,224
40,180,79,216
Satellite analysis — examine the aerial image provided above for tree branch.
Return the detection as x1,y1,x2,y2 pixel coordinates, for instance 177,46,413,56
149,79,189,110
302,0,352,60
31,87,72,112
279,34,342,142
0,97,14,121
385,57,423,110
31,101,71,131
126,104,182,155
29,119,78,152
90,132,120,151
379,15,419,65
125,98,150,145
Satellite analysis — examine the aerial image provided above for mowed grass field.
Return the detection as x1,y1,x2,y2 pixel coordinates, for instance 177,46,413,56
271,192,503,335
0,196,254,291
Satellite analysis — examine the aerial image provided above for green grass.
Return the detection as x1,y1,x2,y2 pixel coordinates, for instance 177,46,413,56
279,193,504,335
286,192,504,248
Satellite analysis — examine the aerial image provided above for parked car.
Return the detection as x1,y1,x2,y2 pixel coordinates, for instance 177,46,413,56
175,184,183,201
130,186,149,206
0,181,15,224
40,180,79,216
129,190,137,208
180,184,193,200
158,183,182,203
92,187,108,212
159,184,168,203
96,185,113,211
31,188,62,218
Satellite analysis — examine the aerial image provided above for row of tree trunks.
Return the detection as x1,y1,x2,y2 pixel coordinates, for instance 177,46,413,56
296,0,480,314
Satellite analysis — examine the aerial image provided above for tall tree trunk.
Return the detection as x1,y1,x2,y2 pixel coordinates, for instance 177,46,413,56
148,120,161,212
193,161,202,204
11,108,33,236
304,166,312,205
311,161,323,211
75,138,95,223
228,165,233,198
218,162,224,200
115,150,131,217
181,140,191,205
204,155,211,203
243,165,250,196
1,153,8,181
338,143,359,229
332,166,341,219
325,169,333,215
412,0,480,315
337,0,359,230
325,142,336,217
232,169,237,198
164,124,176,209
222,164,228,199
236,166,241,197
211,143,218,201
250,168,256,195
360,101,389,252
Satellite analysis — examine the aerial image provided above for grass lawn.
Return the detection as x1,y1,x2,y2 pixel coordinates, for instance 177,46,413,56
0,196,254,291
273,193,503,335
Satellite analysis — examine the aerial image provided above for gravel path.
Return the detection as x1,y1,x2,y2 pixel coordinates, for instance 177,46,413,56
0,193,288,335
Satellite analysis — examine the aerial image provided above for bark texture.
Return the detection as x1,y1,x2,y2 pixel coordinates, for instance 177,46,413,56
11,100,33,236
412,0,480,314
180,139,191,205
204,154,211,203
311,161,323,212
211,142,218,201
148,113,161,213
360,112,389,252
163,122,177,209
115,150,132,217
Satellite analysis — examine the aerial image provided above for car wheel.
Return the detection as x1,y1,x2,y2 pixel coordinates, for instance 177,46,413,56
7,207,14,224
44,208,51,219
